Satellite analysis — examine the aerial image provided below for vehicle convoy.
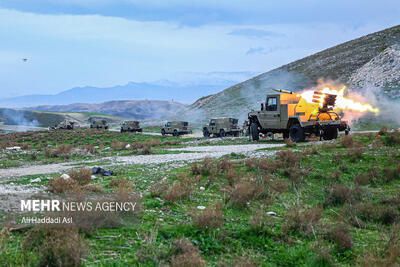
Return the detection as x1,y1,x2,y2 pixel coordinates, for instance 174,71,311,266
203,117,241,138
161,121,192,136
50,120,76,130
121,121,142,133
90,119,109,130
248,89,350,142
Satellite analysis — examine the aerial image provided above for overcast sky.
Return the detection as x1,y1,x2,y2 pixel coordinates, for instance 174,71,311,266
0,0,400,98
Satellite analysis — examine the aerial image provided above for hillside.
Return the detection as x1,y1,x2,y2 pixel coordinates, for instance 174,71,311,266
31,100,186,120
0,108,127,128
178,25,400,123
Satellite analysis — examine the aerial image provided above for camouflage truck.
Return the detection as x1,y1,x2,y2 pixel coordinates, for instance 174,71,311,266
248,89,350,142
50,120,76,130
202,118,241,138
90,119,109,130
120,121,142,133
161,121,192,136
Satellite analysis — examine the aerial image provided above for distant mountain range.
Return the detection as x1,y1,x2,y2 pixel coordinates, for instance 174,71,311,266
0,72,258,108
32,100,186,120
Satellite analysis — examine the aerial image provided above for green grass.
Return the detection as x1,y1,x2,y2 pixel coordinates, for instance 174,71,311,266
1,131,400,266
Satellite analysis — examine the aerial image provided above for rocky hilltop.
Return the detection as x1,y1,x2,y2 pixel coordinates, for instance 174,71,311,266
178,25,400,123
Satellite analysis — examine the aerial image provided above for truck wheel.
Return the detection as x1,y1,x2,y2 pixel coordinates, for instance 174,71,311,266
289,124,305,142
323,128,338,140
203,129,210,138
234,131,239,137
250,123,259,141
161,129,166,136
283,130,289,139
219,129,226,138
173,130,179,137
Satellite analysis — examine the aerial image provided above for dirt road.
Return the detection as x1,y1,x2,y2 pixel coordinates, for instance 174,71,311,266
0,143,285,179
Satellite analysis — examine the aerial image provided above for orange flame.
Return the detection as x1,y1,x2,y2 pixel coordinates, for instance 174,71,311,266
300,86,379,114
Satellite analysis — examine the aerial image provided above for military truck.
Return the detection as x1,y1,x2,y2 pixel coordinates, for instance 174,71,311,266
121,121,142,133
50,120,76,130
203,118,241,138
161,121,192,136
248,89,350,142
90,119,109,130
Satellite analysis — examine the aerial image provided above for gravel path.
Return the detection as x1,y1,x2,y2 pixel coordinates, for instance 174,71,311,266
0,143,284,179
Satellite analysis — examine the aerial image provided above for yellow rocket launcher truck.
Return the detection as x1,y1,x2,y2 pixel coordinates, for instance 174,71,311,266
248,89,350,142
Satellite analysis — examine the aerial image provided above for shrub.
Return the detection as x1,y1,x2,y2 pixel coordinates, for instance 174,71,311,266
345,203,399,225
111,139,126,150
229,182,259,207
69,168,92,186
283,167,308,187
327,224,352,251
45,144,73,158
139,146,153,155
217,158,234,173
192,202,224,229
341,135,354,148
48,178,80,194
357,224,400,266
82,184,104,193
23,227,86,267
81,144,97,154
347,147,365,162
276,150,301,167
324,185,362,207
149,179,169,197
171,238,206,267
283,205,322,236
226,169,239,186
383,166,400,183
163,173,193,202
354,173,370,186
382,130,400,146
284,138,296,147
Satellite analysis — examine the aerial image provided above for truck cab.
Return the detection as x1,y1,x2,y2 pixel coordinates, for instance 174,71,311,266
248,90,350,142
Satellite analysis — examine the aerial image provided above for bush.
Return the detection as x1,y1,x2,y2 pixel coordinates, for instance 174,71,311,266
229,182,259,207
23,227,86,267
192,202,224,229
111,139,127,150
327,224,352,251
341,135,354,148
283,205,322,236
284,138,296,147
48,178,80,194
324,185,362,207
383,166,400,183
354,173,370,186
45,144,73,158
163,173,193,202
69,168,92,186
171,238,206,267
276,150,301,167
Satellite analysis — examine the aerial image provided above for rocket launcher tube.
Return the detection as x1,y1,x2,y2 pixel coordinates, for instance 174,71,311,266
273,89,294,94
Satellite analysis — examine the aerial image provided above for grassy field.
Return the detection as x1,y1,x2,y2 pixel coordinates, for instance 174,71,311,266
1,128,400,266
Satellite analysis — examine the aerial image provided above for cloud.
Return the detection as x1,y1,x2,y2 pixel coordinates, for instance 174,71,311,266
229,28,284,38
246,46,290,55
1,0,400,27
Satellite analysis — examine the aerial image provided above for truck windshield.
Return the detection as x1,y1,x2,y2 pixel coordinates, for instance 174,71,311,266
266,97,277,111
210,120,216,126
